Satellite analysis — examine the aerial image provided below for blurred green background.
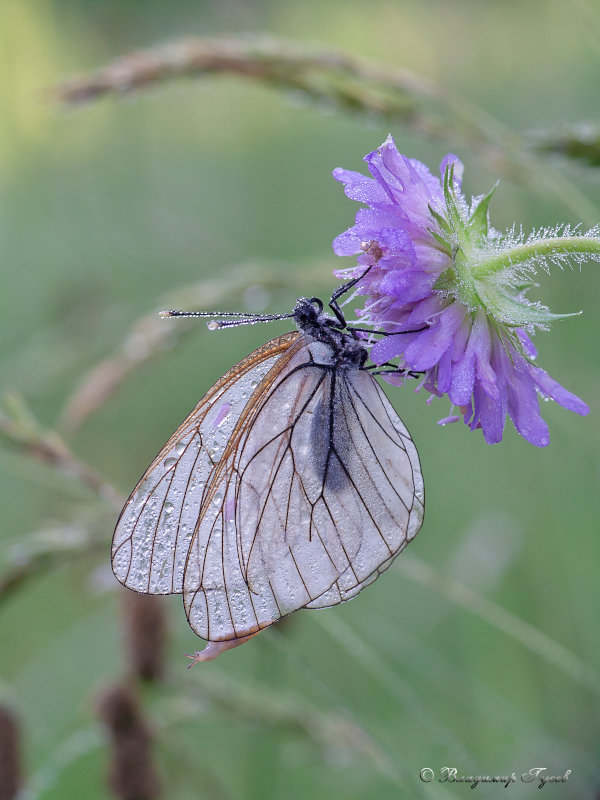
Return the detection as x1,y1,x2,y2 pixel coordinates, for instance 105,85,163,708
1,1,599,798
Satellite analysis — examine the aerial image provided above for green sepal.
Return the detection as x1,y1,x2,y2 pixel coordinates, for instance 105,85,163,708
429,229,452,253
428,204,452,237
468,183,498,240
509,280,537,293
475,281,581,326
433,269,457,293
442,164,462,232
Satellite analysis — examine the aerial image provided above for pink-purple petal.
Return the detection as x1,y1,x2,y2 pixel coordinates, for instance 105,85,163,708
517,329,537,359
404,304,466,371
473,319,500,401
505,366,550,447
379,269,436,303
439,154,464,187
332,167,367,187
332,228,364,256
528,366,590,415
370,334,407,365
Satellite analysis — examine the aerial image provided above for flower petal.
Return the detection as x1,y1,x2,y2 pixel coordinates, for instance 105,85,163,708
370,334,407,365
516,329,537,359
528,366,590,415
470,382,506,444
332,227,364,256
379,269,436,303
506,367,550,447
474,318,499,400
332,167,367,187
436,345,453,393
404,303,466,370
439,154,464,187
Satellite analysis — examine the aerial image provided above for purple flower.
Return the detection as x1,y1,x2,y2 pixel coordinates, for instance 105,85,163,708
332,135,589,446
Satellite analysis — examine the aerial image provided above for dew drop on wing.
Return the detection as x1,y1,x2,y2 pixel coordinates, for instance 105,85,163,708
208,445,221,461
163,457,177,469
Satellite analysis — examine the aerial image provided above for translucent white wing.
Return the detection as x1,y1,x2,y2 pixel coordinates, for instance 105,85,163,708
305,372,424,609
111,332,301,594
183,338,424,641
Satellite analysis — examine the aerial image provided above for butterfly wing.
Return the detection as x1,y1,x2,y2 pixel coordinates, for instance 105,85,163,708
304,370,424,609
111,331,302,595
183,338,424,641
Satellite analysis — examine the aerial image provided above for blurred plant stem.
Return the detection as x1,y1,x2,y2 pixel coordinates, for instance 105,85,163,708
25,668,399,800
54,33,598,223
122,593,168,684
315,613,473,762
0,705,23,800
397,554,600,699
0,519,103,606
0,391,123,511
55,34,438,122
176,667,390,772
532,121,600,168
96,683,162,800
0,392,123,605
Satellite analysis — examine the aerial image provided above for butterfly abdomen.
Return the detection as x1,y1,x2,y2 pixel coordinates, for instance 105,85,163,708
308,376,351,494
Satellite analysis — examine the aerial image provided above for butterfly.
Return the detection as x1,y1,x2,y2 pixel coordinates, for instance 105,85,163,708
112,274,424,664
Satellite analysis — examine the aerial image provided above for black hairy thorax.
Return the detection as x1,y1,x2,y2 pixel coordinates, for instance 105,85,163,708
292,297,368,369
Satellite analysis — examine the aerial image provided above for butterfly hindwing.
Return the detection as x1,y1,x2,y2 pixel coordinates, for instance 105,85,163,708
305,370,424,608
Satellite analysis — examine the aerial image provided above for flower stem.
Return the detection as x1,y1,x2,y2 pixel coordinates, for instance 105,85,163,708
472,235,600,278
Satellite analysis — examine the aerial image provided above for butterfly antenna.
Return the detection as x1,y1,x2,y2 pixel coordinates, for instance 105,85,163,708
159,308,296,330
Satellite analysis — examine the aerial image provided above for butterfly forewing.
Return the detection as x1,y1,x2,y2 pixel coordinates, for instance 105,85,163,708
111,331,301,595
182,338,424,641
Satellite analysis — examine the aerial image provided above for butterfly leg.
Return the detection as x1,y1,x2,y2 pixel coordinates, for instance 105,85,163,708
184,630,262,667
328,275,366,327
368,366,424,379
